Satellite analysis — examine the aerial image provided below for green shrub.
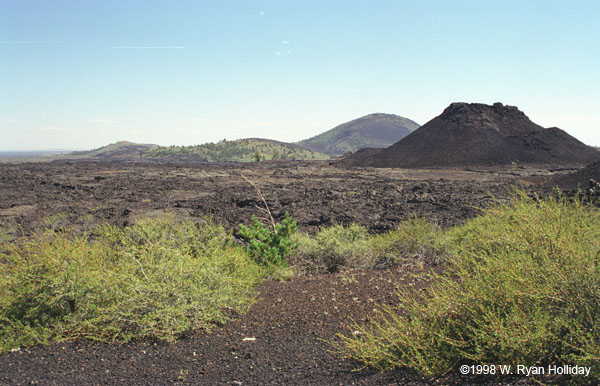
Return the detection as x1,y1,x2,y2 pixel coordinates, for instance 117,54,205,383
369,217,449,267
238,212,298,266
291,219,448,271
0,214,265,352
292,223,372,271
336,192,600,382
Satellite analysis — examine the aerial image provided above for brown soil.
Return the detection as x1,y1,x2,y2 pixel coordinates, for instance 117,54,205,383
341,102,598,168
0,160,574,385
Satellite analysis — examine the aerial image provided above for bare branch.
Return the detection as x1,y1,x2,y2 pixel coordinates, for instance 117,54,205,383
240,174,276,233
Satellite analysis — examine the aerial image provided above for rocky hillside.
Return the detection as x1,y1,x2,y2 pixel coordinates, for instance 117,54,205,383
35,139,329,163
552,160,600,191
145,138,330,162
67,141,157,160
341,103,598,168
298,113,419,156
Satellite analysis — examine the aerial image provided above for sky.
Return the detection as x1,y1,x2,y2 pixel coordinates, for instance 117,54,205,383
1,0,599,151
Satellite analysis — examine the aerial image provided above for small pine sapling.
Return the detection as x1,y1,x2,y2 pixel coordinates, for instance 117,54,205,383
238,174,298,266
239,213,297,266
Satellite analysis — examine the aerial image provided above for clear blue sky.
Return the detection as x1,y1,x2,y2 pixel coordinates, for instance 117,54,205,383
1,0,599,150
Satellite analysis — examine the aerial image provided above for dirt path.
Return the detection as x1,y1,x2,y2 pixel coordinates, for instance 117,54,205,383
0,268,549,385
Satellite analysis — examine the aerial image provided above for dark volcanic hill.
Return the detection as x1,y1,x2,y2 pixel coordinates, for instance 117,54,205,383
552,160,600,190
342,102,599,168
298,113,419,156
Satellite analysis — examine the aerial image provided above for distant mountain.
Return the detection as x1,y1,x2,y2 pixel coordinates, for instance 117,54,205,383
297,113,419,156
341,103,599,168
145,138,330,162
4,139,329,163
68,141,157,160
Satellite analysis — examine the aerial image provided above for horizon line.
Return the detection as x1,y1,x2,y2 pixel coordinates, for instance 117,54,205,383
110,46,186,49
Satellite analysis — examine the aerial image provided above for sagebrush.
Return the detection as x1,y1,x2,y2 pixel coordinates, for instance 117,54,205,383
0,214,265,352
336,192,600,382
291,218,448,272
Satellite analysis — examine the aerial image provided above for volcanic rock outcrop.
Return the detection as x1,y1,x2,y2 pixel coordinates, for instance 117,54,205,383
341,102,598,168
552,160,600,192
